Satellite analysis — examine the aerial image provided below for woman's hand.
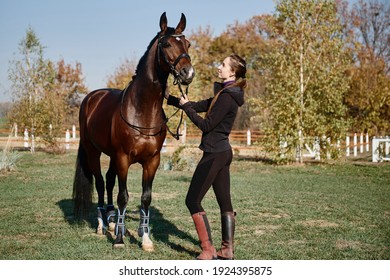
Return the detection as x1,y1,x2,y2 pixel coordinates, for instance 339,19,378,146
164,85,170,99
179,94,189,106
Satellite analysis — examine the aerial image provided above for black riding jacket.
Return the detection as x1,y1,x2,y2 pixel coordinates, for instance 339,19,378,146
167,82,244,153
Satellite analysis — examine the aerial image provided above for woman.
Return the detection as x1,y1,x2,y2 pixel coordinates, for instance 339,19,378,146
166,54,246,260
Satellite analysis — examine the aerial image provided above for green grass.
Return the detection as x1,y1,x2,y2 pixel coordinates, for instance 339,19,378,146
0,151,389,260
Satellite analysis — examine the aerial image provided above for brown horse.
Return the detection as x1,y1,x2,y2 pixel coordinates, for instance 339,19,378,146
72,12,194,250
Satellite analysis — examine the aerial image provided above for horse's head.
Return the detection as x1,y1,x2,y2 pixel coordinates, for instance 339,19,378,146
157,12,195,86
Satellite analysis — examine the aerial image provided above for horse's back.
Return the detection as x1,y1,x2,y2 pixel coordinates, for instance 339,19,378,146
79,88,122,153
80,88,121,115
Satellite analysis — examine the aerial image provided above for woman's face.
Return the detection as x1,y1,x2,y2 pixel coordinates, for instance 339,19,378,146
217,57,235,81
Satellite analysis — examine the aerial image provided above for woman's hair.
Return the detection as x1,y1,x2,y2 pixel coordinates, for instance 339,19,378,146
228,54,247,89
206,54,247,116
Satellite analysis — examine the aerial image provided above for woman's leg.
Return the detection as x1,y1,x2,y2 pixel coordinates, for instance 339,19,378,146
212,150,236,260
186,151,231,260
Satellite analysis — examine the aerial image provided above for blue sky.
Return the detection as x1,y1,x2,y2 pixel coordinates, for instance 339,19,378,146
0,0,276,102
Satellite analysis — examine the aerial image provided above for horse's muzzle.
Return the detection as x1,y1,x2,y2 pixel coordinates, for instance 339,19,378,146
179,66,195,85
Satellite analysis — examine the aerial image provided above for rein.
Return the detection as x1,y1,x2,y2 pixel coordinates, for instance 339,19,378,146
164,81,188,140
120,33,191,139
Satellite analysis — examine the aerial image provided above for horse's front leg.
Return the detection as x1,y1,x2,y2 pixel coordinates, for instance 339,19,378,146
113,157,129,249
105,160,117,232
138,154,160,252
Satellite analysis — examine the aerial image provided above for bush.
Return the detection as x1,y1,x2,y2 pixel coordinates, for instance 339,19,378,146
0,134,21,173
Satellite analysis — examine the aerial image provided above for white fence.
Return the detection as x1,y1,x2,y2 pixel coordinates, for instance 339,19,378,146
3,126,390,163
372,137,390,162
280,133,389,162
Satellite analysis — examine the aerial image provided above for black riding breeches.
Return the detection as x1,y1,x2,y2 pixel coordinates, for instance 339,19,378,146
185,149,233,214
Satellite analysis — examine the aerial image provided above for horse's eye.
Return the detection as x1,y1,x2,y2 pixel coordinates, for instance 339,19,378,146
162,42,171,48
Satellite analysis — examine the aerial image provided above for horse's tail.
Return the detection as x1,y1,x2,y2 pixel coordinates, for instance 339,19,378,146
72,143,93,218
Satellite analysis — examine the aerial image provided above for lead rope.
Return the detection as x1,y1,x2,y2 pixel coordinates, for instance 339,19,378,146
165,80,188,140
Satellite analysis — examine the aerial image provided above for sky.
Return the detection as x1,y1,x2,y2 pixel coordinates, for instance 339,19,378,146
0,0,276,102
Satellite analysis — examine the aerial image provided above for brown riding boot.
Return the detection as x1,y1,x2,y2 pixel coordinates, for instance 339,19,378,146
191,212,217,260
217,212,236,260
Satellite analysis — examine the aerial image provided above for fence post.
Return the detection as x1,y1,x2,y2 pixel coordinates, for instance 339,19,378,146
366,133,369,152
280,140,287,159
31,129,35,153
161,139,167,153
346,135,350,157
314,137,320,160
13,123,18,137
353,133,357,156
360,133,364,153
24,128,29,148
372,137,378,162
65,129,70,150
247,129,251,146
181,120,186,144
72,125,76,139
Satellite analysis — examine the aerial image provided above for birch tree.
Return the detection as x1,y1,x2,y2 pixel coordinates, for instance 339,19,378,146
262,0,350,162
8,26,50,138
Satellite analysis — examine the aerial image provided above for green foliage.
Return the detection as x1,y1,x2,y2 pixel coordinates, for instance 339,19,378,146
161,146,201,171
8,27,88,152
259,0,351,161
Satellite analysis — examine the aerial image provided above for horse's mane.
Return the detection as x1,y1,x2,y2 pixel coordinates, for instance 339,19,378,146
134,27,176,78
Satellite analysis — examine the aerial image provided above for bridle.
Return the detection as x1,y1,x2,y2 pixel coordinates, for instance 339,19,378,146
120,33,191,139
157,33,191,86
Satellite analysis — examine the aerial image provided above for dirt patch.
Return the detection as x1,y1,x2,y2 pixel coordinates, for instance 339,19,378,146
257,212,290,219
299,219,339,228
254,224,282,235
335,240,363,250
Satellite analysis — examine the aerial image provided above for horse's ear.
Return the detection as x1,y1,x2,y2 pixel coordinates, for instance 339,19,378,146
160,12,168,34
175,13,186,34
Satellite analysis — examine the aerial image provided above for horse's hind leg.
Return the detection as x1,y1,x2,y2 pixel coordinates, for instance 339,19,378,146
138,154,160,252
113,155,129,249
87,150,106,235
105,159,116,232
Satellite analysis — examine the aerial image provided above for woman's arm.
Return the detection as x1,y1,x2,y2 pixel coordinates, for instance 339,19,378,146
181,94,232,133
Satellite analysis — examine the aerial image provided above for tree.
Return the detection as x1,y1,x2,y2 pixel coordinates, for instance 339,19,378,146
261,0,351,162
8,27,88,151
55,59,88,126
188,19,269,130
106,57,137,89
8,26,51,138
340,0,390,135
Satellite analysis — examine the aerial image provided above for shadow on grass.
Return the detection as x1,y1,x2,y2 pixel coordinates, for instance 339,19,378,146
148,206,198,258
57,199,198,258
56,199,97,228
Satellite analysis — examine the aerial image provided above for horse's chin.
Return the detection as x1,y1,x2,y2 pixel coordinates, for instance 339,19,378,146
180,78,193,86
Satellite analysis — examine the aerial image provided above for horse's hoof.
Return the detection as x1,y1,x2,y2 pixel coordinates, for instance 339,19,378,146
108,222,116,232
142,243,154,252
113,243,125,249
113,241,125,249
96,226,106,235
142,234,154,252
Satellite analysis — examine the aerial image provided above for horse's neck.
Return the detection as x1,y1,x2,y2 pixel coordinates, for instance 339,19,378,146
122,44,166,118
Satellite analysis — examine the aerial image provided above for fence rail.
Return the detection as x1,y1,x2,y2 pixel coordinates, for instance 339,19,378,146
1,127,389,162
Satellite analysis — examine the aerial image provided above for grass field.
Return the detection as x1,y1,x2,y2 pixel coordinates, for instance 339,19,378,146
0,151,389,260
